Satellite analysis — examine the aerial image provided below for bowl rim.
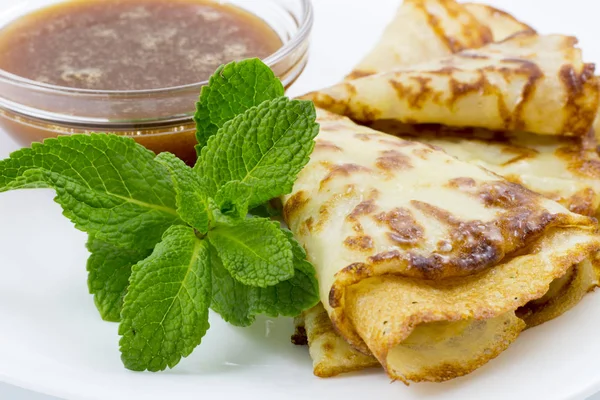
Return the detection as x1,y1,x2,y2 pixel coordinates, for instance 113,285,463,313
0,0,314,97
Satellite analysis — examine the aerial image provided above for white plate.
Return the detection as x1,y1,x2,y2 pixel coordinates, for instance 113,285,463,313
2,1,600,399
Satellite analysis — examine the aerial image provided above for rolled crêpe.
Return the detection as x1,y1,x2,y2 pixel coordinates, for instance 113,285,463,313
463,3,535,41
307,33,599,137
346,0,493,80
284,110,600,383
294,126,600,377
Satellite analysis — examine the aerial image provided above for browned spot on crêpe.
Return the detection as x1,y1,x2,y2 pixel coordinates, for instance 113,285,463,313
368,250,403,267
348,199,377,222
328,285,342,308
412,146,435,160
355,101,384,122
376,150,412,171
477,182,560,250
560,64,598,136
447,177,477,189
449,71,486,100
314,140,343,152
305,91,351,117
420,0,492,53
346,69,375,80
566,188,597,217
503,58,543,132
304,216,314,233
390,77,436,109
321,340,335,354
283,190,309,223
503,174,525,185
376,208,424,246
320,163,372,191
354,133,379,142
339,262,370,277
478,181,538,208
315,204,331,233
409,201,505,277
500,144,539,166
352,222,365,234
344,235,375,252
330,263,368,307
447,69,509,127
314,191,357,232
323,81,382,122
437,239,453,253
555,138,600,179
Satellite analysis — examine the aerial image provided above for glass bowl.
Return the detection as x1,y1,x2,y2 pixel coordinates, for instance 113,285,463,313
0,0,313,165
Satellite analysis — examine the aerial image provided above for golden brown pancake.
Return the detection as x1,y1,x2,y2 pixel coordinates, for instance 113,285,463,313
307,33,599,137
285,110,600,383
292,0,600,382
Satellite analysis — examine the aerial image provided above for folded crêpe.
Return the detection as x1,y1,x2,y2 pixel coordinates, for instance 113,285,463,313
294,125,600,378
308,33,599,137
463,3,535,41
346,0,493,80
295,0,600,381
284,110,600,383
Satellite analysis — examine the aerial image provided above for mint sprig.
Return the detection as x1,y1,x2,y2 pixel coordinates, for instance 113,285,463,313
0,59,320,372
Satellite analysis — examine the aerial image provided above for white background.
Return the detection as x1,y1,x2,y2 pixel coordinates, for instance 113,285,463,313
2,0,600,399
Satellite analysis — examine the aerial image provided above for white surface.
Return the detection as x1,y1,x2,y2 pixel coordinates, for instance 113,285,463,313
2,0,600,399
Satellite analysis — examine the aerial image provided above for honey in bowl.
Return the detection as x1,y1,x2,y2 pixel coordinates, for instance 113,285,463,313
0,0,288,164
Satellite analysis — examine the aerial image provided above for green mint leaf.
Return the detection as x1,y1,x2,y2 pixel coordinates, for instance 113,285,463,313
197,97,319,208
119,225,211,372
210,232,319,327
214,180,252,219
0,135,182,250
86,236,151,322
155,152,211,233
194,58,284,150
208,217,293,287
